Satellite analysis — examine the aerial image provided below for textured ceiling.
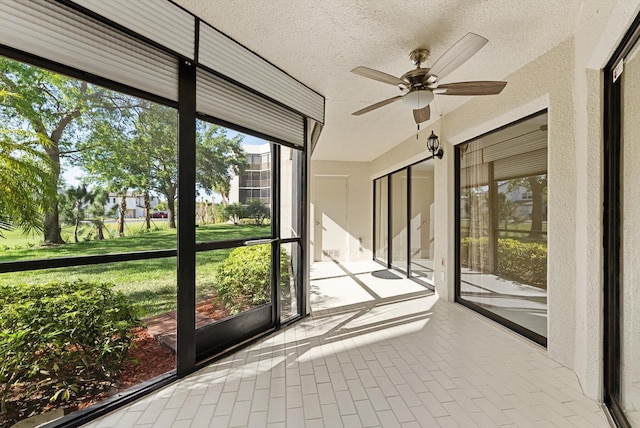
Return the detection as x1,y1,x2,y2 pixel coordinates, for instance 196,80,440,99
173,0,583,161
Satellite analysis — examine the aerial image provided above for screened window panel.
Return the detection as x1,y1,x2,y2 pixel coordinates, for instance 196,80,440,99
71,0,196,59
198,23,324,123
197,68,305,147
0,0,179,101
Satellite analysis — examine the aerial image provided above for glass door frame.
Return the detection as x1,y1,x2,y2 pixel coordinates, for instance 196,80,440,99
453,110,548,348
372,155,436,288
603,11,640,428
190,113,307,363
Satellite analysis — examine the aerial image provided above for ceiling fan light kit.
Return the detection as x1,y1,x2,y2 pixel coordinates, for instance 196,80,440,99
351,32,507,125
402,89,433,110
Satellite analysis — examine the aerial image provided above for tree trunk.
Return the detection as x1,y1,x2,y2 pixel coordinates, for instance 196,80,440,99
144,192,151,230
95,222,105,240
42,145,64,245
167,196,176,229
528,176,546,238
73,218,80,243
117,194,127,237
41,107,83,245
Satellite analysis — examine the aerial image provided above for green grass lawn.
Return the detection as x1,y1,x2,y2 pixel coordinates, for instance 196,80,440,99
0,223,271,317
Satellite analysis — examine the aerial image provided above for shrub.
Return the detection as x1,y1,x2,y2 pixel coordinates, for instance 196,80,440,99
460,236,489,271
0,280,141,411
460,237,547,289
219,202,245,225
245,199,270,225
215,245,290,315
497,239,547,288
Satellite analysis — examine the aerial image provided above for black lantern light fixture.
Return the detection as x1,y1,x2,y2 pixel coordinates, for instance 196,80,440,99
427,130,444,159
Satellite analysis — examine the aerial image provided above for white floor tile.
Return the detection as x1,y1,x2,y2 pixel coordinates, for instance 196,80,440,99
82,261,609,428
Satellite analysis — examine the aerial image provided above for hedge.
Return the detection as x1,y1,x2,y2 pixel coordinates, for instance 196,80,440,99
0,280,141,411
460,237,547,289
215,245,290,315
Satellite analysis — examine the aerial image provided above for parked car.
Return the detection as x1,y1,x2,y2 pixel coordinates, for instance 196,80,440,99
150,211,168,218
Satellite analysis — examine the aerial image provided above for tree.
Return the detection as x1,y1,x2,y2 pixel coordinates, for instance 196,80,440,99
0,57,136,244
196,122,248,204
60,185,93,243
497,193,521,229
527,175,547,237
81,106,248,230
134,103,178,228
506,175,547,237
87,187,109,240
81,102,178,229
245,199,270,225
220,202,245,225
0,129,54,238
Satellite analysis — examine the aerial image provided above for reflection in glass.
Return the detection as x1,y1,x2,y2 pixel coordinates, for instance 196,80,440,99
195,244,272,329
391,170,408,272
458,113,548,338
409,161,435,284
621,42,640,426
374,177,388,263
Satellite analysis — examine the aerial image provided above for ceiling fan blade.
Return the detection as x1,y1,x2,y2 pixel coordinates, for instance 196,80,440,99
413,105,431,124
352,95,403,116
437,81,507,96
351,66,408,86
428,33,488,80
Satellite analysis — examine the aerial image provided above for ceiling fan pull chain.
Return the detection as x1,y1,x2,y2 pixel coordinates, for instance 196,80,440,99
416,123,420,139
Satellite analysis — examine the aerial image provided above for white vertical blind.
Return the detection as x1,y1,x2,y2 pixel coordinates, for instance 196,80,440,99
0,0,179,101
71,0,196,59
199,23,324,124
197,68,305,147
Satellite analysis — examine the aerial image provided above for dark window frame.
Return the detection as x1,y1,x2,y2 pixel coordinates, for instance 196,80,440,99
0,41,307,428
372,154,439,289
453,110,548,348
603,11,640,428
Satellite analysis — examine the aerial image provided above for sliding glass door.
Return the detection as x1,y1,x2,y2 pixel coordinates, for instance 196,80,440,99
605,15,640,427
390,170,408,272
374,176,388,264
373,158,435,286
455,111,548,346
410,160,435,284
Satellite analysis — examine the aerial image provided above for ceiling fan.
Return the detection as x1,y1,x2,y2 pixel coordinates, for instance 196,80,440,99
351,33,507,124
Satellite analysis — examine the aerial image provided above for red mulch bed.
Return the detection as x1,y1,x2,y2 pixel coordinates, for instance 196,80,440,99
2,298,233,428
1,327,175,428
196,297,231,321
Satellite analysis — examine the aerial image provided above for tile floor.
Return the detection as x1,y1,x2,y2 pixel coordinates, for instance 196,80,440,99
83,261,611,428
